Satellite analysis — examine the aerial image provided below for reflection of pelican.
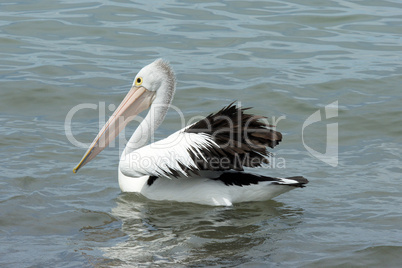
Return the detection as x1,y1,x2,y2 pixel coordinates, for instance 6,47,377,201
73,59,308,206
105,195,304,264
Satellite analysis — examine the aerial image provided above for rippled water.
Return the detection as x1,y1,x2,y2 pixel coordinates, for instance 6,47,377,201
1,0,401,267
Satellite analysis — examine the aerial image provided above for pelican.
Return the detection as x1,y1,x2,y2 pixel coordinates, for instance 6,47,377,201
73,59,308,206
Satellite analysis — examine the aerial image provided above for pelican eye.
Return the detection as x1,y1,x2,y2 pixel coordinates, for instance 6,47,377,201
135,77,143,86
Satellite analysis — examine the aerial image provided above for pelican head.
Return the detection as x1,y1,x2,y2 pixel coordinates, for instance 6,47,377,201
73,59,176,173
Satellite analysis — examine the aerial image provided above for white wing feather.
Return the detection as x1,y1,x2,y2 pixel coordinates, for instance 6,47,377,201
119,128,217,178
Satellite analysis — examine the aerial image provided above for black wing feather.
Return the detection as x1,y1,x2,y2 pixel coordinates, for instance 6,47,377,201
184,102,282,172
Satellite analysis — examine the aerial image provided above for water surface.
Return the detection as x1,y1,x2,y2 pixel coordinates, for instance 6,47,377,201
1,0,401,267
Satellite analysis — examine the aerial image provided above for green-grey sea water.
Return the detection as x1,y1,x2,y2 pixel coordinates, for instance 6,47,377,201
1,1,401,267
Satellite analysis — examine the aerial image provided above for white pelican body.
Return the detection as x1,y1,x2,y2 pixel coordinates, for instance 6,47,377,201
74,59,308,206
118,171,304,206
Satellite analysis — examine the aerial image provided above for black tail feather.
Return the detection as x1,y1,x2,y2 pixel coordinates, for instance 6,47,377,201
212,172,308,188
284,176,309,187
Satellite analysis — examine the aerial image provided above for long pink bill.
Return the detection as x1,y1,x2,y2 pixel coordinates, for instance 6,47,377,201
73,86,155,173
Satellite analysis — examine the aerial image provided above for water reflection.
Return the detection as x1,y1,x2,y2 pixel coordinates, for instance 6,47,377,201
99,193,305,266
